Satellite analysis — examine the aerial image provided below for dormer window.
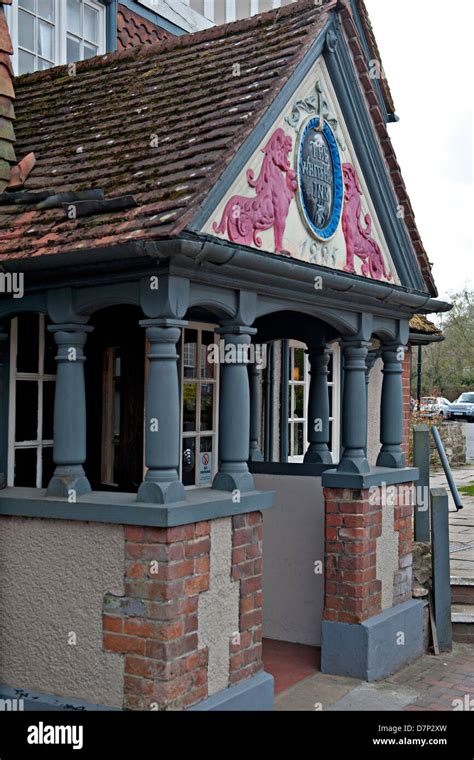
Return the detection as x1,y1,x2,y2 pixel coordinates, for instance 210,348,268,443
6,0,106,75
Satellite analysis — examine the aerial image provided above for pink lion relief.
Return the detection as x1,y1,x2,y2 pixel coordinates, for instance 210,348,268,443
342,163,392,281
213,127,297,255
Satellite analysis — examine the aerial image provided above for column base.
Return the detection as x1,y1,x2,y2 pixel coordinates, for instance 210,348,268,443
376,449,406,468
46,467,91,498
321,599,424,681
137,479,186,505
337,453,370,474
304,446,333,465
249,448,264,463
212,470,254,493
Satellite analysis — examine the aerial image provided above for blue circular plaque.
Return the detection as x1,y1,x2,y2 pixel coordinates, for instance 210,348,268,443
296,116,344,241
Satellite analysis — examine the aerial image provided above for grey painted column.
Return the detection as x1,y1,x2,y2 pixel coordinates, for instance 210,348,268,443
337,340,370,474
213,325,256,492
376,343,406,468
46,324,94,498
137,319,186,505
304,346,332,464
413,424,430,541
0,323,8,489
248,362,263,462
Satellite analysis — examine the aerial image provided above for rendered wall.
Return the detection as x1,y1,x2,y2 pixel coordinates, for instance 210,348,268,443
0,517,125,707
367,358,383,465
255,473,325,646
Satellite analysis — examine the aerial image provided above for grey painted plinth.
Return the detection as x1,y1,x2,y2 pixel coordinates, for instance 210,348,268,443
321,466,419,489
188,672,274,711
0,684,119,712
321,599,424,682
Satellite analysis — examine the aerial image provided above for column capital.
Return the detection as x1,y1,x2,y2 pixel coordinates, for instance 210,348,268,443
139,318,188,330
48,323,94,334
216,325,257,337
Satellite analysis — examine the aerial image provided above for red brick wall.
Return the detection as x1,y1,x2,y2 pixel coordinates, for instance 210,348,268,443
324,488,382,625
117,4,171,51
103,522,211,710
323,482,415,624
229,512,264,685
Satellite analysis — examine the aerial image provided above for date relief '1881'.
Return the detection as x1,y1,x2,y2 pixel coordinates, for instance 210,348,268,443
212,127,297,255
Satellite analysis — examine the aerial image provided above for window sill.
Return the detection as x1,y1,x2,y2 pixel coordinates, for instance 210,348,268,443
0,486,274,527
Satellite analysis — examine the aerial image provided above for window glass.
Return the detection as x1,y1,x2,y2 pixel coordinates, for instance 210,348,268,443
18,49,35,74
38,0,55,22
19,0,35,11
200,384,213,431
183,384,197,432
42,381,55,440
9,315,58,488
16,313,39,373
41,446,55,488
182,438,196,487
67,0,81,34
179,325,218,488
15,448,37,488
67,36,81,63
18,10,35,50
84,4,98,42
15,381,38,441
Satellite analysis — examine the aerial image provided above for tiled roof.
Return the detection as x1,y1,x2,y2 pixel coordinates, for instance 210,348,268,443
355,0,395,115
0,0,16,193
0,0,436,298
409,314,442,336
0,0,335,262
117,3,171,50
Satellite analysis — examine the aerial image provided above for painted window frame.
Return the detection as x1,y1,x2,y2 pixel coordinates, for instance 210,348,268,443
6,0,106,75
7,315,56,488
287,340,340,464
179,322,219,489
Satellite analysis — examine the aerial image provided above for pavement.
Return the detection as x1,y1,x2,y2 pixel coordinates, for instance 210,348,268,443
431,466,474,581
276,465,474,712
275,643,474,711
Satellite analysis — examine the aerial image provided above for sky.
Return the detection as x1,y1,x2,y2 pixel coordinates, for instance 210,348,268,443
364,0,473,301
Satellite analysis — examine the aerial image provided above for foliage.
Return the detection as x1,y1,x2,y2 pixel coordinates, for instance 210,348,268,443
415,288,474,400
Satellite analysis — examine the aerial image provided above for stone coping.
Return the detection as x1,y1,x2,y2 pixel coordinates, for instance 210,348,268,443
0,487,275,527
321,466,419,489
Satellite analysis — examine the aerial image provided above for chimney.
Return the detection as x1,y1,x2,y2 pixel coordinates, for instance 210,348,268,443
0,0,16,192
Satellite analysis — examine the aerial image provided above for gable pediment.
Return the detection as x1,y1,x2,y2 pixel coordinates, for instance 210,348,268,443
201,57,401,286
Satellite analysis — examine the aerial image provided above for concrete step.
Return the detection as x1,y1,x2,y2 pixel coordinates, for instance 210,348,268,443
450,576,474,605
451,603,474,644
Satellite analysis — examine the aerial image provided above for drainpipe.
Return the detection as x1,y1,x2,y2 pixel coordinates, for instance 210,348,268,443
416,344,422,410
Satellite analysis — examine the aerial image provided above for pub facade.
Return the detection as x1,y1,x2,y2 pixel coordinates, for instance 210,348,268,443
0,0,449,710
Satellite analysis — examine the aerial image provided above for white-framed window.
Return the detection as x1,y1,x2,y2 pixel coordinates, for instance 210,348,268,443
180,323,219,488
288,341,340,463
8,314,56,488
6,0,106,75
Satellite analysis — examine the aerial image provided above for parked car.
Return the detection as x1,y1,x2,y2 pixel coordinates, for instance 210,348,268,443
447,393,474,422
419,396,452,418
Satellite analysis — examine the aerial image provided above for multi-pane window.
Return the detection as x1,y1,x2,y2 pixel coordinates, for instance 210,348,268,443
287,341,340,463
180,325,219,488
8,314,56,488
66,0,101,63
17,0,56,73
7,0,105,75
